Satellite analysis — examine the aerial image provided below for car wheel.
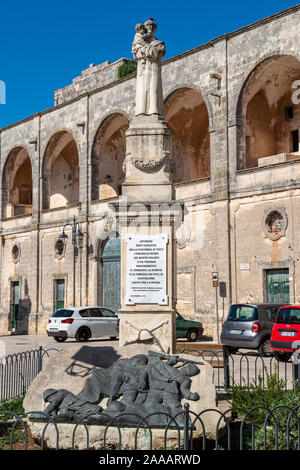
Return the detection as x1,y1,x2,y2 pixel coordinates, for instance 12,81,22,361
187,329,199,342
75,327,91,342
54,336,67,343
258,337,271,357
273,351,293,362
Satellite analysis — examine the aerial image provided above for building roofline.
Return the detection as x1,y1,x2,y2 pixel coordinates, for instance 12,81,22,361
0,72,135,133
1,3,300,132
163,3,300,65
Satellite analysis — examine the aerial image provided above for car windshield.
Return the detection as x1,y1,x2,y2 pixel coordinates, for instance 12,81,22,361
52,309,74,318
227,305,258,322
276,308,300,324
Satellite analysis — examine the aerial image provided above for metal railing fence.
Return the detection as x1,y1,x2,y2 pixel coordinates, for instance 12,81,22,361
1,403,300,450
0,347,59,401
186,348,296,391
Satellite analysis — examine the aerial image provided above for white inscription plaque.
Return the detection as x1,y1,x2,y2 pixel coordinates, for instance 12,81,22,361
125,234,168,305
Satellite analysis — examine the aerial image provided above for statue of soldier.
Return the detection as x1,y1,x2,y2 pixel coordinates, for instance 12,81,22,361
43,388,103,421
41,352,201,426
144,352,200,420
76,354,149,407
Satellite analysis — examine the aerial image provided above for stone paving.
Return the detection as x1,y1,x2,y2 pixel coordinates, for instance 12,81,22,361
0,334,119,357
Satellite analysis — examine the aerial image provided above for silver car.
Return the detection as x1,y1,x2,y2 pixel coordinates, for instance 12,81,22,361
46,306,119,343
220,303,286,356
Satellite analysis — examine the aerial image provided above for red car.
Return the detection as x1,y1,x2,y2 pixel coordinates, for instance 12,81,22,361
271,305,300,362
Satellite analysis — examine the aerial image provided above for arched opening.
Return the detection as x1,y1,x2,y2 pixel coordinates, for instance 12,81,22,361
2,147,32,218
42,131,79,210
91,113,129,200
237,55,300,169
164,88,210,183
99,234,121,312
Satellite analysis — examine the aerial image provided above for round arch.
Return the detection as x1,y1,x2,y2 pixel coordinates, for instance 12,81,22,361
2,146,32,218
235,54,300,169
164,87,210,182
42,130,79,210
91,113,129,201
164,83,213,129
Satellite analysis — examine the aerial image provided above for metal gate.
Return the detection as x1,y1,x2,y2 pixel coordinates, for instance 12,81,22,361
101,235,121,313
266,268,290,304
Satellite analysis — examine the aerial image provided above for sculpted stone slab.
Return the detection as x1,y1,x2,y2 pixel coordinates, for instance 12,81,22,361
23,345,222,449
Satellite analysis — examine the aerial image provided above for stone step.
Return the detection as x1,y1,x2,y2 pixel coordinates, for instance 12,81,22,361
176,343,224,368
177,342,223,352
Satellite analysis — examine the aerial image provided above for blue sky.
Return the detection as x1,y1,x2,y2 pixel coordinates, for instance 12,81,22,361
0,0,298,128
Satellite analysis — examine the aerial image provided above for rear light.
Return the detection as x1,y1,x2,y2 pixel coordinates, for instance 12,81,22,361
117,319,119,327
251,321,261,333
48,319,51,323
61,318,74,324
222,322,225,330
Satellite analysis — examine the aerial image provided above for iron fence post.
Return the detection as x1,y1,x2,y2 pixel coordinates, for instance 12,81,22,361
183,402,190,450
38,346,43,374
292,350,300,388
223,346,230,390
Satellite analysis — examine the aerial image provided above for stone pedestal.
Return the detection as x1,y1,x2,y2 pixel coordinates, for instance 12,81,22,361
122,115,173,202
118,215,177,355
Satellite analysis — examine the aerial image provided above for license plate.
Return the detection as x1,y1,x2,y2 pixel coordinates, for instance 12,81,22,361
50,328,58,332
280,331,296,337
229,330,243,335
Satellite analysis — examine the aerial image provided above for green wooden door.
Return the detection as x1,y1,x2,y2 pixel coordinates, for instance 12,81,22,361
266,269,290,303
101,235,121,313
55,279,65,310
12,282,19,329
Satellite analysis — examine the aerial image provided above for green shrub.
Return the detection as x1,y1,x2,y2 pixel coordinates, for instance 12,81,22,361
0,395,25,450
117,61,137,79
229,371,300,449
0,394,25,418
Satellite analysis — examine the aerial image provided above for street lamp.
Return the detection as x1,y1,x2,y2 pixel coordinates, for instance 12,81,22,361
58,215,84,306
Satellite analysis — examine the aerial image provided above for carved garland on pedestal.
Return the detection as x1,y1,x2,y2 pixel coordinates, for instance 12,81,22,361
123,151,174,174
131,151,174,173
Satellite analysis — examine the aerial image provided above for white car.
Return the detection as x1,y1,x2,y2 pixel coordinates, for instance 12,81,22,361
46,306,119,343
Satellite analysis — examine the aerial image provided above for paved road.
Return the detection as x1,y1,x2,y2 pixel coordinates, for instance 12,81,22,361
0,334,119,356
0,334,208,357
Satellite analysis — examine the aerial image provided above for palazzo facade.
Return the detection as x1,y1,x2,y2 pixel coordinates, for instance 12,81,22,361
1,6,300,339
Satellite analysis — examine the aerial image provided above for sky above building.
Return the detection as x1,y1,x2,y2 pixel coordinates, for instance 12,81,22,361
0,0,298,128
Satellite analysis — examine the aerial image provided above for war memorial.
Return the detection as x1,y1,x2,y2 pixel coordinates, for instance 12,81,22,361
21,18,221,450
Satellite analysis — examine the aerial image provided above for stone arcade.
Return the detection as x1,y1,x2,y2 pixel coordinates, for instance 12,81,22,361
2,6,300,340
